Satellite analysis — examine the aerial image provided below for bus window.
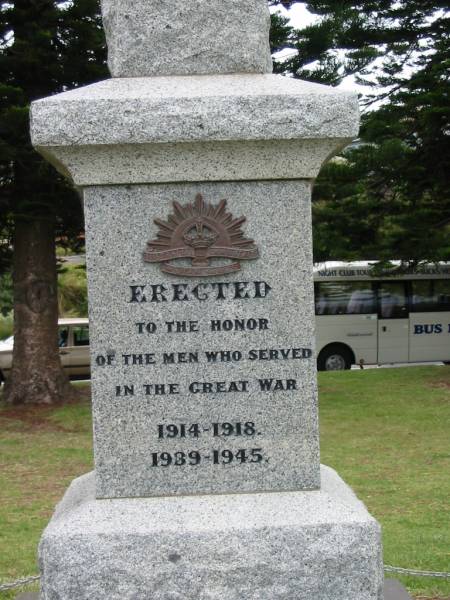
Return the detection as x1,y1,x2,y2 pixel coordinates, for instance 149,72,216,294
315,282,376,315
411,280,432,312
378,282,408,319
411,280,450,312
435,280,450,311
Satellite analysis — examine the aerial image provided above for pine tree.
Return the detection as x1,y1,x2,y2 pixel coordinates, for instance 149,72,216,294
0,0,107,404
269,1,346,83
270,1,450,264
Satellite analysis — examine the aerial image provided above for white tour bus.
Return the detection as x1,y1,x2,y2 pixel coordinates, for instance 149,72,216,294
314,262,450,370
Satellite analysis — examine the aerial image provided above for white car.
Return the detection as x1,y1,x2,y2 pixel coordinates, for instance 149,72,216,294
0,318,90,382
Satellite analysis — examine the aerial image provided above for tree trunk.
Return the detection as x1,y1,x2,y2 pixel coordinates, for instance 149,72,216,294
4,218,76,405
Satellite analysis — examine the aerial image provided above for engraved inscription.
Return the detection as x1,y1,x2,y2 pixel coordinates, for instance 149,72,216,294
150,449,265,468
97,275,313,481
157,422,259,439
129,281,272,303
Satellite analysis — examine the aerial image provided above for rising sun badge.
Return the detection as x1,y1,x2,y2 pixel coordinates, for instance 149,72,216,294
143,194,259,277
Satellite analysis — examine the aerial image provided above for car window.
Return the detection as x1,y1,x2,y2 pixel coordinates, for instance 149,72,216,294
58,327,69,347
73,326,89,347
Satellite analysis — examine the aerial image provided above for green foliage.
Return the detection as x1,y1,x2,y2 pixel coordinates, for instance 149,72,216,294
0,272,13,316
269,1,349,83
0,227,12,275
56,244,84,257
312,41,450,263
269,9,293,55
0,312,13,340
313,139,450,263
269,1,450,262
58,264,88,317
0,0,108,272
0,271,12,340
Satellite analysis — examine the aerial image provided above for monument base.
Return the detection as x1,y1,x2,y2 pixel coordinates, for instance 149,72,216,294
39,466,383,600
18,582,414,600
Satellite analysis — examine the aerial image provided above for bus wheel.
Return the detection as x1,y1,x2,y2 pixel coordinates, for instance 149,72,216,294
318,345,353,372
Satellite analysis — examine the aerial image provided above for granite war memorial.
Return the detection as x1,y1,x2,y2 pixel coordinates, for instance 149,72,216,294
31,0,384,598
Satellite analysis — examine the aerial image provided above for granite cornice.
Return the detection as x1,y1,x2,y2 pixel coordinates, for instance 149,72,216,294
31,74,359,185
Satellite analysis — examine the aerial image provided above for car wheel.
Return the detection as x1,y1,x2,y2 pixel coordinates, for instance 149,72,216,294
317,345,353,372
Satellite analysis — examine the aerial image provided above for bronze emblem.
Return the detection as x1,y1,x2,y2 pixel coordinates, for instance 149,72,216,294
143,194,259,277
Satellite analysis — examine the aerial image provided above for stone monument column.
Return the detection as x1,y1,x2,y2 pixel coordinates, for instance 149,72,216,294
31,1,384,598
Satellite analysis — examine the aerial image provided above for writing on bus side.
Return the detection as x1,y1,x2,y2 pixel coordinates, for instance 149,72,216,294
414,324,450,335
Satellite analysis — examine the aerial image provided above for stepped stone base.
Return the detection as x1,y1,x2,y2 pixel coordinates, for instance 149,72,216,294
17,585,414,600
39,466,383,600
384,580,414,599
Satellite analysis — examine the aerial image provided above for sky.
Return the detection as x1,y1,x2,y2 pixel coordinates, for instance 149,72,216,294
283,3,318,28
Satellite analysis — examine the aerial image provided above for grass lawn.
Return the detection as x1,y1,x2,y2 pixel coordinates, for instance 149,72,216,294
0,367,449,599
319,366,450,600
